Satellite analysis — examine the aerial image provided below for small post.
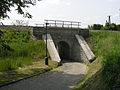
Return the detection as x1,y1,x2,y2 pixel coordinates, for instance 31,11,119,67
62,21,64,28
78,22,80,28
55,20,57,27
45,22,49,65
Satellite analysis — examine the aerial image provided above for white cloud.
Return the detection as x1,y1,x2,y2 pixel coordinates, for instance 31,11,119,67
113,14,119,18
65,2,71,6
45,0,61,5
39,3,47,7
107,0,119,2
42,0,71,6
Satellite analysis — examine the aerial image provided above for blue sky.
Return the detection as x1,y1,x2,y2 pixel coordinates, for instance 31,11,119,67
1,0,120,27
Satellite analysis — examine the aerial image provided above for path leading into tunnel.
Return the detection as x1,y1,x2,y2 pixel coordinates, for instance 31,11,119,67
0,62,88,90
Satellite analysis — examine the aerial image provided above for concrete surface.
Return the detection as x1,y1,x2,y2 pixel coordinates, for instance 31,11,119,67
75,35,94,60
42,34,61,62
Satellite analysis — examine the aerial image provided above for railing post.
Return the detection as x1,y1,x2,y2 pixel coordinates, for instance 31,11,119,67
62,21,64,28
55,20,56,27
78,22,79,28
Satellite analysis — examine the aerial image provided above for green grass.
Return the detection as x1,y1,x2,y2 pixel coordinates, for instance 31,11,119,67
0,28,58,84
75,31,120,90
0,59,58,84
0,28,47,72
0,57,32,71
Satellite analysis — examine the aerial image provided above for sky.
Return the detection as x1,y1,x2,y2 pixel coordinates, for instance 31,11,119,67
1,0,120,28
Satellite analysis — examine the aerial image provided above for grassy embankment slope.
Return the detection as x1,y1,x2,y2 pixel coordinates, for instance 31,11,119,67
0,28,57,84
75,31,120,90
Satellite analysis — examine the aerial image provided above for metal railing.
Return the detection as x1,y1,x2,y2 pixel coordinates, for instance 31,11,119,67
45,20,81,28
35,24,44,27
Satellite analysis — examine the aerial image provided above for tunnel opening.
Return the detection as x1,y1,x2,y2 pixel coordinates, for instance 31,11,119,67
58,41,70,61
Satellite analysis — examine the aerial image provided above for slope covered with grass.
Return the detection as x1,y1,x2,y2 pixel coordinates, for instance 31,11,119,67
75,31,120,90
0,28,47,71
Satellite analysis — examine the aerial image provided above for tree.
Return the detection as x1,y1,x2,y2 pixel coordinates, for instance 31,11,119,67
12,20,29,26
117,24,120,31
110,23,117,30
88,25,91,29
103,22,117,30
93,24,103,30
0,0,41,19
88,24,103,30
103,22,110,30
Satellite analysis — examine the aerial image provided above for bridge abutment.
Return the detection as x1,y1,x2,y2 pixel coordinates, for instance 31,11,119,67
33,27,92,63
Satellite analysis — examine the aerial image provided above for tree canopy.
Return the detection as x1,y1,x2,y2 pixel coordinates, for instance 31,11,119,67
0,0,41,19
89,22,119,31
88,24,103,30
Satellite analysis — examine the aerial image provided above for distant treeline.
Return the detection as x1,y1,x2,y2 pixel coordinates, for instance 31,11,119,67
88,22,120,31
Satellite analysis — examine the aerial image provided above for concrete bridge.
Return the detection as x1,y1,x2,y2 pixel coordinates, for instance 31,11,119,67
33,20,94,63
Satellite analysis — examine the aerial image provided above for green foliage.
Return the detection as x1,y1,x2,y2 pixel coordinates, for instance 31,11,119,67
103,22,117,30
88,24,103,30
117,24,120,31
0,28,46,71
88,22,119,31
110,23,117,30
87,31,120,89
0,57,32,71
103,22,110,30
0,0,41,19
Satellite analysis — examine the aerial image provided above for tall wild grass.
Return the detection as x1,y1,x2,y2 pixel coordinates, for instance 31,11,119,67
0,28,46,71
88,31,120,89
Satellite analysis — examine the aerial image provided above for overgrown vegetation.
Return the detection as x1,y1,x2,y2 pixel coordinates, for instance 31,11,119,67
88,22,120,31
0,28,58,84
75,31,120,90
0,28,47,71
0,59,58,84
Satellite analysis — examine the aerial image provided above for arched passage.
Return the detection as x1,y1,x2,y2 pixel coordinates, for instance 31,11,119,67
58,41,70,60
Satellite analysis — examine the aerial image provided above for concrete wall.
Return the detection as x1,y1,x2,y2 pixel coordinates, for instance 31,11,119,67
33,27,89,39
33,27,89,63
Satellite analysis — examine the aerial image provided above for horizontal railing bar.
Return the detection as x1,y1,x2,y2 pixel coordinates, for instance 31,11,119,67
47,23,80,26
47,26,80,29
45,19,81,23
47,26,80,28
44,19,81,28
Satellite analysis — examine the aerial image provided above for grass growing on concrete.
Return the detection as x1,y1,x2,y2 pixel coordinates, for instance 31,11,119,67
75,31,120,90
